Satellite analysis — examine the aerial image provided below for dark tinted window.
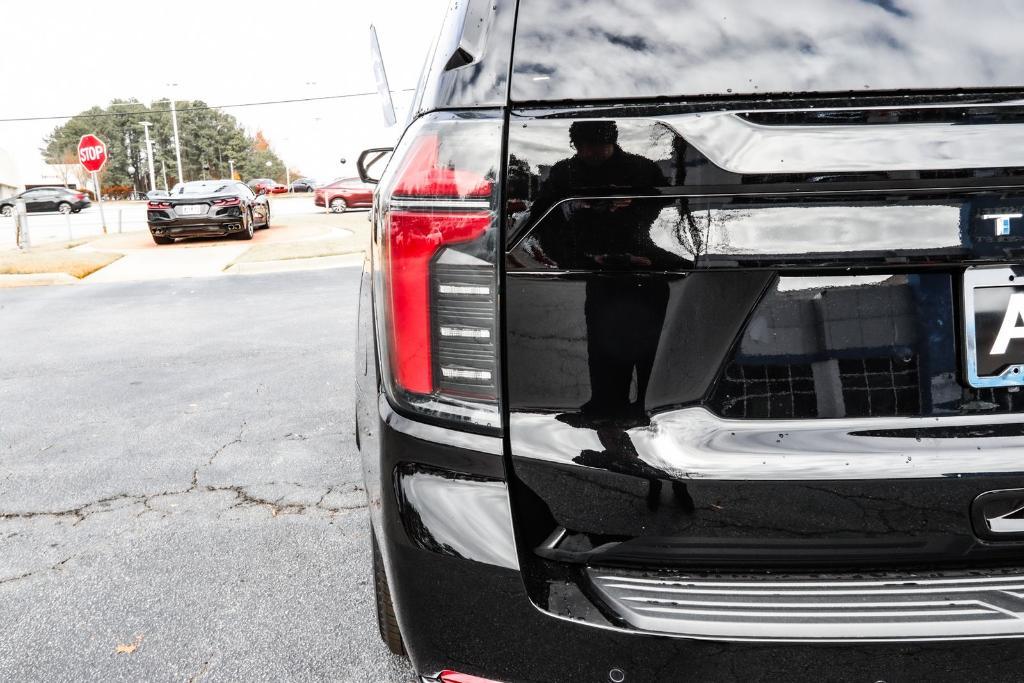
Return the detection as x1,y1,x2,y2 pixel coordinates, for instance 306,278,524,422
174,181,231,195
512,0,1024,102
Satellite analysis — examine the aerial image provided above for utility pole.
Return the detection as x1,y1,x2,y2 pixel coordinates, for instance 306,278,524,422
139,121,157,194
170,98,184,184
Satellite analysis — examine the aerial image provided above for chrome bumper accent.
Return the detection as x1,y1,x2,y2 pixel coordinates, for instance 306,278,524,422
663,108,1024,174
511,408,1024,480
589,568,1024,641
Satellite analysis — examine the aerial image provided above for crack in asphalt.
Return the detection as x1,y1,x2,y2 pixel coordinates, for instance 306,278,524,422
0,423,367,524
0,482,367,523
0,555,74,587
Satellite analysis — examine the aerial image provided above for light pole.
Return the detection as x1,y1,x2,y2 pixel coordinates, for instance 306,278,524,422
138,121,157,193
167,83,184,184
228,159,235,180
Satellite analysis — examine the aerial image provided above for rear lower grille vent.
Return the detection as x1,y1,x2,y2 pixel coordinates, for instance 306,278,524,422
589,568,1024,641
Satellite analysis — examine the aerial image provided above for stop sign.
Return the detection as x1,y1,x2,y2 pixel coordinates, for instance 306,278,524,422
78,134,108,173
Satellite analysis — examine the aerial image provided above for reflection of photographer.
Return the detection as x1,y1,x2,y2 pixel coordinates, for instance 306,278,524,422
533,121,674,269
532,121,675,418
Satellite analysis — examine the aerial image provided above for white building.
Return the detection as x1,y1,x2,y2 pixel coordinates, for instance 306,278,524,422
0,147,18,199
30,162,82,190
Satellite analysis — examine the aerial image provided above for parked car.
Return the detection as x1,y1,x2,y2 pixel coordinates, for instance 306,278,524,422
147,180,269,245
289,178,317,192
0,187,90,216
313,177,372,212
246,178,287,195
356,1,1024,681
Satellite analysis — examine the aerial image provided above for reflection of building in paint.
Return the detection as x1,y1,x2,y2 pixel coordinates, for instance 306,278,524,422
711,275,960,419
0,147,18,199
649,204,965,264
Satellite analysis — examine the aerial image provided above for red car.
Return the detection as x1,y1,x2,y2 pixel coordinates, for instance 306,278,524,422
246,178,288,195
313,177,373,213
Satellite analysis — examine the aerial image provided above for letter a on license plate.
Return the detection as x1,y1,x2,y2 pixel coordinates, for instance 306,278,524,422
964,266,1024,387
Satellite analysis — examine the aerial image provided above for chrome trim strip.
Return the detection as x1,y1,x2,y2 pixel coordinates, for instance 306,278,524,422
589,569,1024,641
661,112,1024,174
389,197,491,210
379,394,503,455
510,408,1024,480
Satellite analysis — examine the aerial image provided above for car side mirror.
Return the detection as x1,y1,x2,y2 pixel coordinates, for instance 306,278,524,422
357,147,394,185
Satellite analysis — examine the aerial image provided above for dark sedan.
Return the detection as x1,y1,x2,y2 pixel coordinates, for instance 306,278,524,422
146,180,270,245
0,187,90,216
289,178,317,192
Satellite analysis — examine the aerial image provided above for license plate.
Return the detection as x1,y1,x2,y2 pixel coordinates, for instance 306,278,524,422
176,204,204,216
964,266,1024,387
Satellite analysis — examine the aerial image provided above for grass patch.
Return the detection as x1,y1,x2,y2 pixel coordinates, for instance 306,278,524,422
230,238,361,265
0,249,121,279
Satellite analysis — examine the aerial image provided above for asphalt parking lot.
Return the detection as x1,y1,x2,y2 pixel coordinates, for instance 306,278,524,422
0,267,417,682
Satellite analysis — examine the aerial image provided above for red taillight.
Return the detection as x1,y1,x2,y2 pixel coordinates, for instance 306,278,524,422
438,671,503,683
392,134,493,198
74,193,85,201
376,113,502,428
147,201,170,209
212,197,241,206
387,210,491,393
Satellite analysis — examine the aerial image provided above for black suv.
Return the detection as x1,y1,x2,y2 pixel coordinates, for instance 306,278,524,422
0,187,90,216
356,1,1024,680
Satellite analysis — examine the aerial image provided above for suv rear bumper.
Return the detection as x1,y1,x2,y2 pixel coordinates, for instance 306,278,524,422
376,404,1024,681
391,536,1024,682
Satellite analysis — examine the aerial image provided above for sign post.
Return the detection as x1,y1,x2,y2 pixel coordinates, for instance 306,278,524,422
369,25,397,127
78,134,108,234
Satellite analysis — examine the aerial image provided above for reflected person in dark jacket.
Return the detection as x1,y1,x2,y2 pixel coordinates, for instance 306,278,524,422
539,122,689,512
532,121,674,270
533,121,675,420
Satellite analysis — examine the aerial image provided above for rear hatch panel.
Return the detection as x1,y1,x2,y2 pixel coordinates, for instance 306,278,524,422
503,101,1024,576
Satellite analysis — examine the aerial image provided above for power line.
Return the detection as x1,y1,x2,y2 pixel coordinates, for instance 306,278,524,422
0,89,416,123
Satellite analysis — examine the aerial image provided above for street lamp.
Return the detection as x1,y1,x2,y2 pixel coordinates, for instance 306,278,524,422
166,83,184,184
138,121,157,194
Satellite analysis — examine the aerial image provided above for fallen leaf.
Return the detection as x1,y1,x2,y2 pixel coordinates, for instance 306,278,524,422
115,634,143,654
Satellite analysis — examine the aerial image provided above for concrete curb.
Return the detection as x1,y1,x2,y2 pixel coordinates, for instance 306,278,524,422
0,250,365,288
0,272,79,288
223,252,364,275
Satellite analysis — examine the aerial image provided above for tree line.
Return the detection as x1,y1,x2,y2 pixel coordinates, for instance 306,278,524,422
41,99,292,192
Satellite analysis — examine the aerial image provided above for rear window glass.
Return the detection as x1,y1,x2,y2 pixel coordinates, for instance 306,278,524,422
512,0,1024,102
174,182,230,195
